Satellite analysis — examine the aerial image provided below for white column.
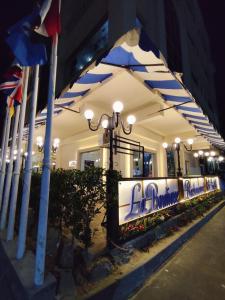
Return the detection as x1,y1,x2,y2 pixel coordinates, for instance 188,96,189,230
15,65,39,252
0,108,11,211
0,105,20,230
0,109,9,169
34,34,58,286
5,67,29,235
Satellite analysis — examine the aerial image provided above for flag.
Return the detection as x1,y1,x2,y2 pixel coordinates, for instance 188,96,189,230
5,8,48,66
5,0,60,66
0,65,23,116
35,0,61,37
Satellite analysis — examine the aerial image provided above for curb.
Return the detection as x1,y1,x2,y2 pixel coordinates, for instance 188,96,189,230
87,200,225,300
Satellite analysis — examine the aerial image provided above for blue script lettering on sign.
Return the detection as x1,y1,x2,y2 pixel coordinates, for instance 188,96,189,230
125,182,179,221
183,179,204,199
206,178,217,191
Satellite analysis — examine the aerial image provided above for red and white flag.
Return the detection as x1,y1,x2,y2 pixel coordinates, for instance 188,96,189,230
36,0,61,37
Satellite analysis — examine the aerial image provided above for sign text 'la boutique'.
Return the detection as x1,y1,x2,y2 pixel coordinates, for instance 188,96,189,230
118,176,219,225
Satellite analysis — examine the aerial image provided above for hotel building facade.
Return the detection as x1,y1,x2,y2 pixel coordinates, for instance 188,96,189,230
30,0,224,178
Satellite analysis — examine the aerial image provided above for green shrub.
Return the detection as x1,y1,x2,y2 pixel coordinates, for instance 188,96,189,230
26,167,106,249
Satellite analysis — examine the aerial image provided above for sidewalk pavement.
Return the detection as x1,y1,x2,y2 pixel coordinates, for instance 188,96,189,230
132,205,225,300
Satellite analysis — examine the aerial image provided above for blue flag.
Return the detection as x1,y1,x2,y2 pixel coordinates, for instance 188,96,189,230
6,10,48,66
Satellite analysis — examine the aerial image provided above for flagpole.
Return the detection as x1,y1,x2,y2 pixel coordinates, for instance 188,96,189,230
0,109,12,211
5,67,29,234
0,108,9,170
15,65,39,251
0,105,20,230
34,33,58,286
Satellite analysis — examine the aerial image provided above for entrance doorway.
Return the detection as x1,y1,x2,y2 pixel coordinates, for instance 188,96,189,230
133,151,155,177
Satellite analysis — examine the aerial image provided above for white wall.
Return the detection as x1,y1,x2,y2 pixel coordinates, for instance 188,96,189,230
56,127,168,177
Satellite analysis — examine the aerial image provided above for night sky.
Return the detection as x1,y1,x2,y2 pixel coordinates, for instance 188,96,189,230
198,0,225,137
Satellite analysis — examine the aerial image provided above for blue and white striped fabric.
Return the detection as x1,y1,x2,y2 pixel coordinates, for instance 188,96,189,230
31,64,116,130
32,28,225,149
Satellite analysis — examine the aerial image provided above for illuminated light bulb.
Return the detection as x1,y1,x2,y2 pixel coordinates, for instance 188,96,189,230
36,136,43,147
112,101,124,113
204,152,209,157
53,138,60,148
101,119,109,129
210,151,216,157
208,156,213,162
84,109,94,120
218,156,224,162
198,150,204,156
187,138,193,145
175,137,181,144
24,152,28,157
193,153,199,158
162,142,168,149
13,149,18,155
127,115,136,125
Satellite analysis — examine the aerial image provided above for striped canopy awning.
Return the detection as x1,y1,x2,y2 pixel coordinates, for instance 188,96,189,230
31,27,225,149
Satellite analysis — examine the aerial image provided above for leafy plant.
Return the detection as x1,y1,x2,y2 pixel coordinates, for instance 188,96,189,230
120,190,223,241
24,167,106,249
70,167,106,248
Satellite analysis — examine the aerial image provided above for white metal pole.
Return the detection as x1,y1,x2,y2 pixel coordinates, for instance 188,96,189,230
0,105,20,230
15,65,39,251
34,34,58,286
5,67,29,235
0,109,9,170
0,109,11,211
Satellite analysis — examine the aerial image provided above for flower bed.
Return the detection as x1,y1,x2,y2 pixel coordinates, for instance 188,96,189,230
120,190,223,242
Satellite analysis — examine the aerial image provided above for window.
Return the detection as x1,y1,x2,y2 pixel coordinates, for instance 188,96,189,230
133,151,155,177
143,152,154,177
166,150,176,177
133,151,143,177
80,149,101,171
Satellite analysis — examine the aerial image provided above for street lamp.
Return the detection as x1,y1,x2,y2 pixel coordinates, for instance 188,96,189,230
52,138,60,153
84,100,136,245
36,136,44,152
193,150,218,159
218,156,224,162
84,100,136,171
36,136,60,153
193,149,224,175
162,137,194,177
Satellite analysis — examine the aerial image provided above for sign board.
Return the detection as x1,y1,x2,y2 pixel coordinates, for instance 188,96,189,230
182,176,220,199
118,176,220,225
118,178,179,225
182,177,205,200
205,176,219,192
69,160,77,167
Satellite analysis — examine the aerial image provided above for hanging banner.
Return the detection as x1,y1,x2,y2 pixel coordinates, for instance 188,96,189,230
118,178,179,225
